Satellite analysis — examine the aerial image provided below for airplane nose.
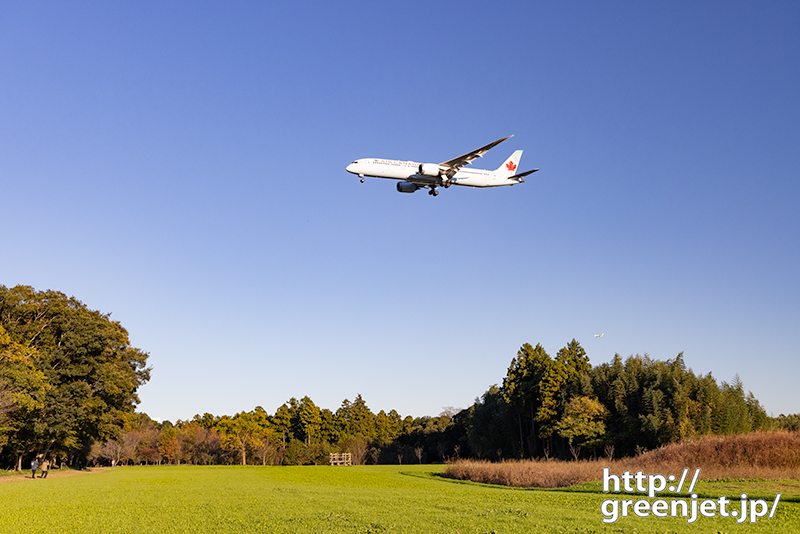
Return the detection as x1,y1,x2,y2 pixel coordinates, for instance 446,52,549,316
346,163,355,174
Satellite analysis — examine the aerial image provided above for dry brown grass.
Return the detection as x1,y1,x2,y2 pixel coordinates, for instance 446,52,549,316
444,430,800,488
444,458,599,488
627,430,800,480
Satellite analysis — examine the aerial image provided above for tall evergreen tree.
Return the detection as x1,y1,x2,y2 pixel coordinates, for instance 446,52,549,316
336,394,376,440
273,403,291,446
298,396,321,445
465,385,515,460
503,343,550,456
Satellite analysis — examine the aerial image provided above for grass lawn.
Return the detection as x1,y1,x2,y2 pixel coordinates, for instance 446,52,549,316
1,464,797,533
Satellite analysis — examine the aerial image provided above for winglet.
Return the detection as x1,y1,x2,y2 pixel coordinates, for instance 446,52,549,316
476,136,513,158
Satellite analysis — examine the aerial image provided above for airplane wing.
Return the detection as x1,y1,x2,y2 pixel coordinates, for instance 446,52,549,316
438,136,512,179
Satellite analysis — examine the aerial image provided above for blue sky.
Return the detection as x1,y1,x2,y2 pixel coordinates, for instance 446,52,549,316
2,1,798,422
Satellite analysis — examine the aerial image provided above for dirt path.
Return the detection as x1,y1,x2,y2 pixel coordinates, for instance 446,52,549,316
0,467,110,483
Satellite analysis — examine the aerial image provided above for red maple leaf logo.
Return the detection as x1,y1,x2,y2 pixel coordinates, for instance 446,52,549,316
506,160,517,172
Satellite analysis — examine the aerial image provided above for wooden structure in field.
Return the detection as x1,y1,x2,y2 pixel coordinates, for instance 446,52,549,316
329,452,352,466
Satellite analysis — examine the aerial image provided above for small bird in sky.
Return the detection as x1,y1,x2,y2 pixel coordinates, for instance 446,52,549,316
594,333,604,337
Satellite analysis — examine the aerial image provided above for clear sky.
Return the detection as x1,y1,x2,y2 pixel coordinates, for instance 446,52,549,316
2,1,798,422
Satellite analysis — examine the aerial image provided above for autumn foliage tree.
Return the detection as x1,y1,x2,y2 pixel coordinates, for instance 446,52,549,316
555,396,607,459
217,411,264,465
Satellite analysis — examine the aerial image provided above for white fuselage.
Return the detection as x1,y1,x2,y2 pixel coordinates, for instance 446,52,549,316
345,158,519,188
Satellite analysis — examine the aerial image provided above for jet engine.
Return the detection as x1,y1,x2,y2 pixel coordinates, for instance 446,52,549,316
417,163,442,177
396,181,421,193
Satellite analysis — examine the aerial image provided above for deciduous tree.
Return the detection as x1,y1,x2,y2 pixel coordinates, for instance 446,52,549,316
555,396,607,459
0,286,150,469
217,411,263,465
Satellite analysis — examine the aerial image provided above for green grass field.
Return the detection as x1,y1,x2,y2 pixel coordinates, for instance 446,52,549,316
1,465,798,533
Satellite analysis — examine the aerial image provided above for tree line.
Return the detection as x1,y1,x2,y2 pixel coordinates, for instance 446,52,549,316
1,285,795,469
466,341,774,461
84,397,459,467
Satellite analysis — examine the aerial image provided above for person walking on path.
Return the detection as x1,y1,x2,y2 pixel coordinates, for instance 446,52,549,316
40,459,50,478
30,458,38,479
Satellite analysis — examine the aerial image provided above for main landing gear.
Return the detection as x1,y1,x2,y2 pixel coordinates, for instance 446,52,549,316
428,188,439,196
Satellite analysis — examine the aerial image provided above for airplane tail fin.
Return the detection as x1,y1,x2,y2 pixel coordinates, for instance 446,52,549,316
496,150,523,177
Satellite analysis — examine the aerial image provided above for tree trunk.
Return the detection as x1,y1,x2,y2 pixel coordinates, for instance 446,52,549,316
41,439,55,460
529,403,538,457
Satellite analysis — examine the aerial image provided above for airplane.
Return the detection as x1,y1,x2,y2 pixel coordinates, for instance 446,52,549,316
345,136,538,196
594,334,604,338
